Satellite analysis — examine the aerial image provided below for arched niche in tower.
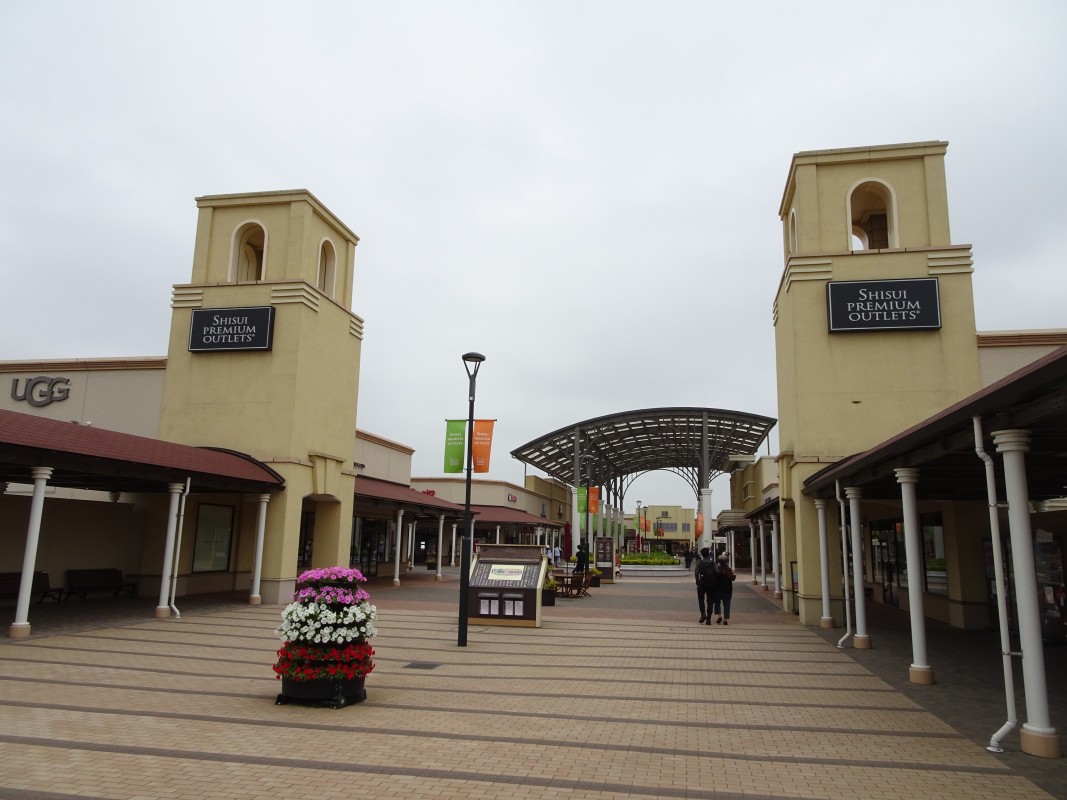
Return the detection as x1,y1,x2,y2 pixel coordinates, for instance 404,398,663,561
317,238,337,298
848,180,896,251
232,222,267,282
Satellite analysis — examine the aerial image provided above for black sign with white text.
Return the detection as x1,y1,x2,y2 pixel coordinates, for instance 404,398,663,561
827,278,941,332
189,306,275,352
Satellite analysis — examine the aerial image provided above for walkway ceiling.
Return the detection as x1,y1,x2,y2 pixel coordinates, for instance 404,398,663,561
804,346,1067,502
511,407,776,497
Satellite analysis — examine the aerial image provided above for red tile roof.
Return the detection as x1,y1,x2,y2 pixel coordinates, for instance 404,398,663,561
354,475,466,513
0,409,284,492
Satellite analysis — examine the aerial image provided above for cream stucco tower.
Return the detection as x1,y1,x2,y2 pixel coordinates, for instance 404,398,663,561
773,142,982,627
160,190,362,603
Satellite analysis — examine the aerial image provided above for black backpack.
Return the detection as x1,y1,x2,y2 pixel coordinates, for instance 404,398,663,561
696,559,717,588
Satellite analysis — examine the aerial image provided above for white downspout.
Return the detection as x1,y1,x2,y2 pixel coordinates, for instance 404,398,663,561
435,513,445,582
836,480,853,649
168,478,191,619
975,417,1017,753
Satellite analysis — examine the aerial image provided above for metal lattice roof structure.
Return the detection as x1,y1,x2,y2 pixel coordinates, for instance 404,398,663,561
511,407,776,498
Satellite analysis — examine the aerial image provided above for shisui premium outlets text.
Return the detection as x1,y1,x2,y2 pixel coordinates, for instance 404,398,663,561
189,307,276,352
827,278,941,332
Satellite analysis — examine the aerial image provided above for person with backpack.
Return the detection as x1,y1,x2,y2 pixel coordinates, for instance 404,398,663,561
712,553,737,625
695,547,718,625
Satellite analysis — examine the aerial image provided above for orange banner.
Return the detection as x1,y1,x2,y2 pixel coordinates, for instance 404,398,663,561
589,487,600,514
472,419,495,473
696,513,704,536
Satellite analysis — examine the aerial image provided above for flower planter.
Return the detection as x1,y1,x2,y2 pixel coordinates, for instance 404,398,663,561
590,576,601,588
426,563,437,570
273,566,377,711
277,676,366,708
541,588,556,606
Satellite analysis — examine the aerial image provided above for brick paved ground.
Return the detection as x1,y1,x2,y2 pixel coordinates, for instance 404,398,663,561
0,567,1062,800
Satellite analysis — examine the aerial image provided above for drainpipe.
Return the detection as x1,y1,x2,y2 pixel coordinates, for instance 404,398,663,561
168,478,191,619
835,480,853,649
975,416,1017,753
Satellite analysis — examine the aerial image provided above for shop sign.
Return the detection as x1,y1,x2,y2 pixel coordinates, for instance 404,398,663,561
10,376,71,407
189,306,275,352
507,493,518,503
827,278,940,332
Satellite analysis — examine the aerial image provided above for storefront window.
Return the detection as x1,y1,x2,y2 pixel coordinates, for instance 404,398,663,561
192,504,234,572
921,511,948,596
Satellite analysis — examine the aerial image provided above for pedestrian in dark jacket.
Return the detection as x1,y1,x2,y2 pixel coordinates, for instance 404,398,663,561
684,547,694,570
574,542,589,573
694,548,718,625
712,553,736,625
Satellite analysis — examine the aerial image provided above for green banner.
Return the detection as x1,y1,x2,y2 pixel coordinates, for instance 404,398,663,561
443,419,466,473
577,486,587,514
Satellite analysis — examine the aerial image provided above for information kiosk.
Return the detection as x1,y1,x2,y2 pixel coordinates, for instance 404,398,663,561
467,544,547,628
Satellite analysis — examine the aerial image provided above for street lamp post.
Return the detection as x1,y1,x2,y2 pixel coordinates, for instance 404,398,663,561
457,351,485,647
635,501,641,554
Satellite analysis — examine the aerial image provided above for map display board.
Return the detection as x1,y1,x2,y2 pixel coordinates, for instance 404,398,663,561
467,544,546,627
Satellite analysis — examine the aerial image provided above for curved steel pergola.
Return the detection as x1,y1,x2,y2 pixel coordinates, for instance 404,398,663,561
510,407,776,502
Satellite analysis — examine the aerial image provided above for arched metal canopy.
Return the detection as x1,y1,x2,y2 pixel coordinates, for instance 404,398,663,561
511,407,776,498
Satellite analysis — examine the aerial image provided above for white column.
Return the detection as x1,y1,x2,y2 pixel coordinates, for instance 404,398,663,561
495,524,501,544
597,494,605,548
993,429,1061,758
9,467,53,639
749,521,757,584
846,487,871,649
450,523,457,566
815,499,833,628
570,486,580,558
392,510,404,586
155,482,185,618
249,493,271,605
896,468,933,684
699,488,712,551
406,520,415,570
435,513,445,581
758,519,768,590
771,512,782,599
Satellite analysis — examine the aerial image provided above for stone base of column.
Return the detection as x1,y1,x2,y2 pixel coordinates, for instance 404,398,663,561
392,578,401,586
750,579,758,585
248,595,262,606
853,634,872,649
819,617,834,629
908,665,935,685
761,584,770,591
154,606,171,618
8,623,30,639
435,574,444,581
1020,727,1062,759
773,591,782,599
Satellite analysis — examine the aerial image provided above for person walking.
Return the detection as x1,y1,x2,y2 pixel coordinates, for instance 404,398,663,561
684,547,694,571
553,544,561,567
574,542,589,573
695,547,718,625
712,553,737,625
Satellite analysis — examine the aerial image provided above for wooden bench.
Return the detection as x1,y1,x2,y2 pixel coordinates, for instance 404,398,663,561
0,571,64,604
64,568,137,601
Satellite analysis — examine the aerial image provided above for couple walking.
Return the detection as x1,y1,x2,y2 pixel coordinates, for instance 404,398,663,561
695,547,735,625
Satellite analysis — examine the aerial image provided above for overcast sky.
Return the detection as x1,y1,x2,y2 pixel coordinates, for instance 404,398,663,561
2,2,1064,514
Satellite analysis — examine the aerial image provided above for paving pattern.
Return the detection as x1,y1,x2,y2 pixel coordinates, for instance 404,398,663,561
0,569,1061,800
